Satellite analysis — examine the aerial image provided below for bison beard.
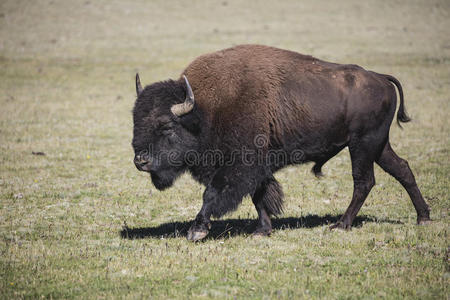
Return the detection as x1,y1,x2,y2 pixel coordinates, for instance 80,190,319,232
132,44,431,241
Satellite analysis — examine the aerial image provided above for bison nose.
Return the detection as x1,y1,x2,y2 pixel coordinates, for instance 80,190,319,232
134,154,151,172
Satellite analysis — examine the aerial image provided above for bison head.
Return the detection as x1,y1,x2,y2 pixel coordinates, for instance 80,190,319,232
132,74,200,190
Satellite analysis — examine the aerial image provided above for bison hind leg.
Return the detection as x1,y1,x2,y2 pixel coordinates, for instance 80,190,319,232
375,142,430,223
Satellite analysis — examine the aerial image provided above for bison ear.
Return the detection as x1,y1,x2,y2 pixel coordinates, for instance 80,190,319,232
178,112,201,135
136,73,143,96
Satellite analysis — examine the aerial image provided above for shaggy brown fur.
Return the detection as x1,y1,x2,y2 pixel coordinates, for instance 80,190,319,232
132,45,430,241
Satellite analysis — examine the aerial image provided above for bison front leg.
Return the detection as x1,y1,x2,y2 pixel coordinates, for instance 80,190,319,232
186,206,212,242
252,176,284,236
187,167,259,241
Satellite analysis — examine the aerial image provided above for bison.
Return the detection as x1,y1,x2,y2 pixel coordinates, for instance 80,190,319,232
132,44,430,241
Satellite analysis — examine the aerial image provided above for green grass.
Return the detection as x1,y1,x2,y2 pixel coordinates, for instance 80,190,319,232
0,0,449,298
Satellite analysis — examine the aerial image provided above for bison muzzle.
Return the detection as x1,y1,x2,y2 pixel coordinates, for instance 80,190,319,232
132,45,431,241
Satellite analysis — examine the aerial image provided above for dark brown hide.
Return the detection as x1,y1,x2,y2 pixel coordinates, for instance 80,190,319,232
132,45,430,241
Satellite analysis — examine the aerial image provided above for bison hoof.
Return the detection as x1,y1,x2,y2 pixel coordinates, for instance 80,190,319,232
329,221,351,231
187,229,209,241
252,228,271,237
417,218,432,225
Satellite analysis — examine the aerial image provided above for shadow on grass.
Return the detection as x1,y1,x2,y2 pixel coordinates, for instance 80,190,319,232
120,214,402,240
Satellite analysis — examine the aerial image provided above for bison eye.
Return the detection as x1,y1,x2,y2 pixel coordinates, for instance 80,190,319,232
161,129,172,136
157,122,175,136
167,133,179,145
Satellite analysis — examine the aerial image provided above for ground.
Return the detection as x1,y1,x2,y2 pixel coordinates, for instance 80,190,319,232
0,0,449,298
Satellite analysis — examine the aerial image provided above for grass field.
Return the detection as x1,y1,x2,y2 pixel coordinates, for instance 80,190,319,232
1,0,449,298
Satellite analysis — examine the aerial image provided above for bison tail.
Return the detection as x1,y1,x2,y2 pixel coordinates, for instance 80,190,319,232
383,74,411,128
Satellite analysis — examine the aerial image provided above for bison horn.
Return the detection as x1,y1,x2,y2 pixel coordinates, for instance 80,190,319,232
171,75,195,116
136,73,143,96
